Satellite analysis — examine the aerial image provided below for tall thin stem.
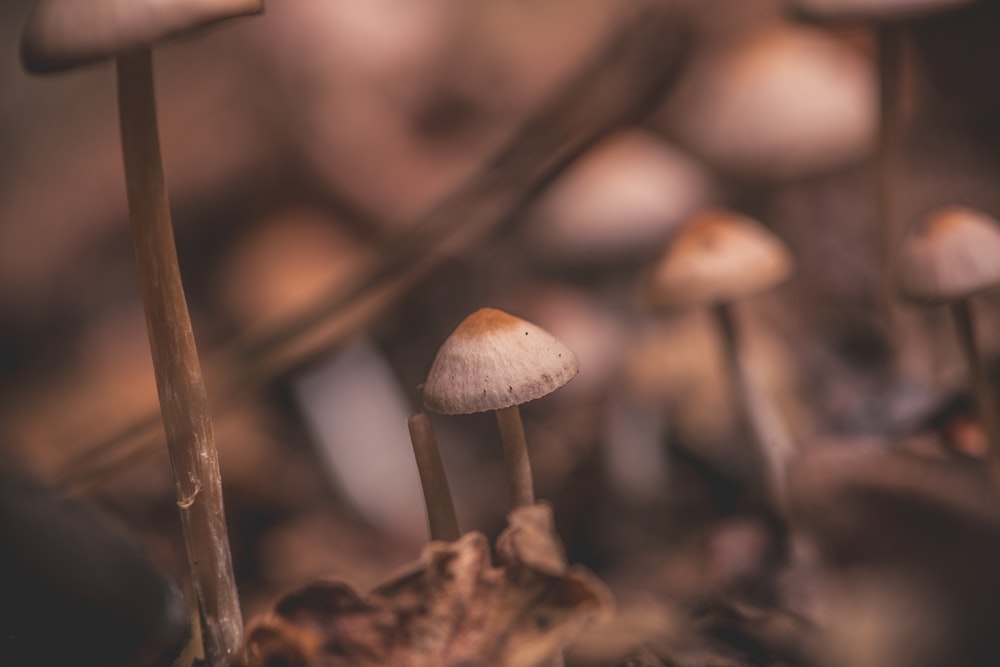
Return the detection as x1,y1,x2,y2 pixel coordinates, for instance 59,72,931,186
495,405,535,507
407,413,460,541
713,303,791,512
876,24,904,346
949,300,1000,488
116,48,241,666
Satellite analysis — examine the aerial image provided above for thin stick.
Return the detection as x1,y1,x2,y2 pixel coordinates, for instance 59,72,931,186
949,300,1000,488
495,406,535,507
876,24,904,346
116,49,241,666
712,303,790,513
407,413,460,541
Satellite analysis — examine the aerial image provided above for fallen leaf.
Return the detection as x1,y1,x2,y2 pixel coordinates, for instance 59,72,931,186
240,502,612,667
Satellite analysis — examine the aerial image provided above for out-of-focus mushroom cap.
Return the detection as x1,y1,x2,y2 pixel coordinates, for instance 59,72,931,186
21,0,263,74
664,26,875,181
423,308,579,415
787,0,974,23
525,129,712,265
647,209,794,309
896,206,1000,304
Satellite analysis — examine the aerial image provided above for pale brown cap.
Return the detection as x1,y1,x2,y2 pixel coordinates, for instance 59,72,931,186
423,308,579,415
896,206,1000,303
787,0,974,23
525,129,712,265
21,0,263,73
646,209,794,309
663,26,875,181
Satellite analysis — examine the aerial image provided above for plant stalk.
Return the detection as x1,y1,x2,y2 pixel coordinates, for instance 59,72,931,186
495,405,535,507
950,300,1000,489
876,24,905,346
712,303,791,513
116,48,242,666
407,413,460,541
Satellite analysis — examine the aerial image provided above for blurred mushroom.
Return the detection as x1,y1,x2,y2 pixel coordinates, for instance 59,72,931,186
20,0,262,661
214,207,372,329
523,129,713,266
647,209,796,510
896,206,1000,487
663,24,876,181
423,307,579,508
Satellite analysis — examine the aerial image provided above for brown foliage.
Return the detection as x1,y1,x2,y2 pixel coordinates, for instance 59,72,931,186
239,503,611,667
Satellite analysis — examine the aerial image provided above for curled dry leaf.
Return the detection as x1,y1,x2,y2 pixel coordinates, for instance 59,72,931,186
239,502,612,667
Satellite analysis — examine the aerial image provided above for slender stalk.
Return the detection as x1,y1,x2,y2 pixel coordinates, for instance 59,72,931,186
407,413,460,541
495,405,535,507
876,24,904,346
116,48,241,666
949,300,1000,488
712,303,790,513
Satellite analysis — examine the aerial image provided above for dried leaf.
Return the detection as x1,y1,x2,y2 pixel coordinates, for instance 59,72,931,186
240,503,612,667
496,500,568,576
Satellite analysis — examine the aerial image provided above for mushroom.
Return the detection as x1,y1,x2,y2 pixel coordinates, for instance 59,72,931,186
20,1,262,663
423,308,579,508
896,206,1000,488
663,25,875,181
523,129,713,266
646,209,796,510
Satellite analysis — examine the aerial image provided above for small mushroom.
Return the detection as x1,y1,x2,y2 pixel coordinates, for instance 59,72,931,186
663,25,875,181
423,308,579,508
896,206,1000,488
524,129,713,266
20,1,262,664
646,209,796,510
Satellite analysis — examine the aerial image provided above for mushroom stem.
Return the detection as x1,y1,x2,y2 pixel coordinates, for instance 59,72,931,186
495,405,536,507
712,303,790,512
407,413,460,542
876,23,904,339
116,48,241,666
949,300,1000,487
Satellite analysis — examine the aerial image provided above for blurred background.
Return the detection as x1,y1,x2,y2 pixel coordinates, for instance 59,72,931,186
3,0,1000,665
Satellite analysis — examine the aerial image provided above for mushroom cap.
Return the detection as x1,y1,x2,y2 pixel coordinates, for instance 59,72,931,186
896,206,1000,304
21,0,263,74
787,0,974,23
423,308,579,415
646,209,794,309
525,129,713,265
663,26,875,181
